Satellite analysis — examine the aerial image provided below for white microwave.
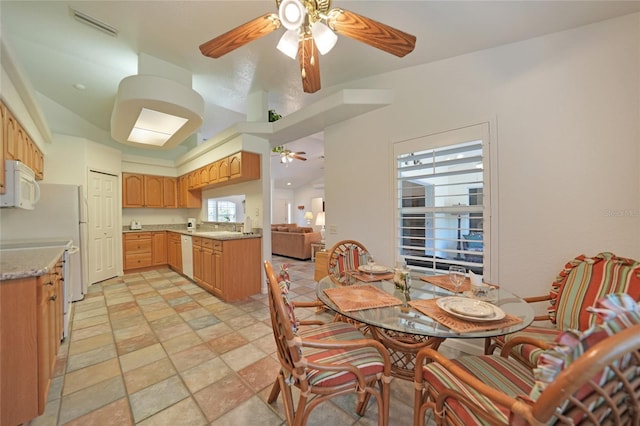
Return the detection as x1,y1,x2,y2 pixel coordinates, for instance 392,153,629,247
0,160,40,209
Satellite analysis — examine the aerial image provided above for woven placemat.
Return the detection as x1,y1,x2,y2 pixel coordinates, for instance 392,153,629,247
323,284,403,312
420,275,499,293
420,275,471,293
349,271,395,283
409,298,522,333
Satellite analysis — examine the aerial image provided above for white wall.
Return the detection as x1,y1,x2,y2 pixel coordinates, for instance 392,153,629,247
325,14,640,303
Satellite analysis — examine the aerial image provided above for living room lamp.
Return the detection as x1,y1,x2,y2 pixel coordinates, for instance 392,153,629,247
315,211,325,242
304,211,313,224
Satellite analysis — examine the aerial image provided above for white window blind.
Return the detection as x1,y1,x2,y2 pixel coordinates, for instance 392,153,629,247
394,124,489,276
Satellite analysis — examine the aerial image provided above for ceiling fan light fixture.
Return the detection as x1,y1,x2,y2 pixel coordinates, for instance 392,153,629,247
279,0,306,31
311,21,337,55
277,30,300,59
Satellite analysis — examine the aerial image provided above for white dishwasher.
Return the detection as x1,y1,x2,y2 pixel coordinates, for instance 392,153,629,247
181,235,194,279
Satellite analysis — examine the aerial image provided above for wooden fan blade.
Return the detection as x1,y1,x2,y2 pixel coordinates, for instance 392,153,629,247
294,151,306,155
298,38,321,93
291,154,307,161
199,13,280,58
329,9,416,57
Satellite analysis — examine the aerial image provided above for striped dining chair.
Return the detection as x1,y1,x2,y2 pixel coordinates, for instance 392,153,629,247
326,239,372,285
414,293,640,425
485,251,640,368
263,261,391,426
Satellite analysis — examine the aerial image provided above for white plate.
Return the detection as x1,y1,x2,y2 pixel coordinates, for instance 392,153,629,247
358,265,390,274
436,297,505,322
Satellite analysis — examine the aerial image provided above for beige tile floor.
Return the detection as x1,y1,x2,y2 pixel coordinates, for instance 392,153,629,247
29,256,444,425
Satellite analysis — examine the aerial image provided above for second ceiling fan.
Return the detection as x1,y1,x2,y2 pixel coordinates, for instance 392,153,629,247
199,0,416,93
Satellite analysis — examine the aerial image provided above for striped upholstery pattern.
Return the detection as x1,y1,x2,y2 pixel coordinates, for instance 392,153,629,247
422,294,640,425
327,241,371,284
500,326,560,366
494,253,640,367
423,355,534,424
299,322,385,387
548,252,640,330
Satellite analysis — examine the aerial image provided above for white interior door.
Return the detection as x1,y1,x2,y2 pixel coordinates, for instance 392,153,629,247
88,170,117,284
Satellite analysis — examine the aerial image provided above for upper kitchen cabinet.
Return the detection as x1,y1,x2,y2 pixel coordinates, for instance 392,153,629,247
163,177,178,208
143,175,163,208
228,151,259,182
123,173,183,208
122,173,144,207
1,100,44,182
177,175,202,208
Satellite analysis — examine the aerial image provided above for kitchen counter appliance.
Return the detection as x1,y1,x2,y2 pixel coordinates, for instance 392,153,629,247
187,217,196,232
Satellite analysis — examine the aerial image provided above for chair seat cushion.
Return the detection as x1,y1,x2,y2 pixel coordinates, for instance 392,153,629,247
423,355,534,424
299,321,385,388
496,326,560,366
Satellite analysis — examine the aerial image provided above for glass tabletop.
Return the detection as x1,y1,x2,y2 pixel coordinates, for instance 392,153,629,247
317,275,535,339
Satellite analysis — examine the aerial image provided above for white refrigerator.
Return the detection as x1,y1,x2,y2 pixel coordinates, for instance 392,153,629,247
0,184,88,336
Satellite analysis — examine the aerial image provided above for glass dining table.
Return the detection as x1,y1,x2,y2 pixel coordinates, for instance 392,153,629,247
316,274,535,380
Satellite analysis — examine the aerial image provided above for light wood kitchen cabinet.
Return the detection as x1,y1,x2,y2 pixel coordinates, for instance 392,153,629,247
218,157,230,182
123,232,152,270
1,101,45,180
192,237,203,286
122,173,145,207
143,175,163,208
198,166,209,188
123,231,168,270
152,231,167,265
123,173,181,208
0,102,5,193
38,259,63,413
167,232,183,273
212,238,261,301
1,278,39,425
192,237,215,293
163,177,178,208
207,160,220,184
228,151,260,181
177,175,202,208
0,255,63,426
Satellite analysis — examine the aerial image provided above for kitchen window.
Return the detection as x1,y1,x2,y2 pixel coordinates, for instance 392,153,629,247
207,200,237,222
394,123,492,276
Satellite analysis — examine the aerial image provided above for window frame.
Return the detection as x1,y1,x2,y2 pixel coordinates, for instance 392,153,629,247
393,122,495,280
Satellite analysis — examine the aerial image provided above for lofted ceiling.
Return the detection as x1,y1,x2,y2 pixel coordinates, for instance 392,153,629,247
2,1,639,189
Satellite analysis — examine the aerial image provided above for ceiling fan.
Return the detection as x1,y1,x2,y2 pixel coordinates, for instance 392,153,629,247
272,145,307,163
199,0,416,93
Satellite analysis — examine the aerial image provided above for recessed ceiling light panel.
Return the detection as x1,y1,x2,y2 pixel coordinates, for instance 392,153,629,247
111,75,204,150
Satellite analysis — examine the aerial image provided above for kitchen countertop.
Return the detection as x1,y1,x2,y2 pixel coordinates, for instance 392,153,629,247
0,244,68,281
123,228,262,241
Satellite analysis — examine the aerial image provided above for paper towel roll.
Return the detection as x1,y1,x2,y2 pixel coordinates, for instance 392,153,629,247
243,216,252,233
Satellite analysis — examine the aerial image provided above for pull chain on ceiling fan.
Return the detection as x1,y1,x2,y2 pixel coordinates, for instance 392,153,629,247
199,0,416,93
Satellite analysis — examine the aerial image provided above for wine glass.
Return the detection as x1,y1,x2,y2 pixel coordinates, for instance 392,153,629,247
367,256,376,278
449,266,466,293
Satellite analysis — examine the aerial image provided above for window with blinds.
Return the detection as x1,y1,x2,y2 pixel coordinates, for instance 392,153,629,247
394,124,489,275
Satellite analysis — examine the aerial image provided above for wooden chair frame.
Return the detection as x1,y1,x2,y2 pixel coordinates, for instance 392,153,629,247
326,239,371,286
264,261,392,426
415,324,640,426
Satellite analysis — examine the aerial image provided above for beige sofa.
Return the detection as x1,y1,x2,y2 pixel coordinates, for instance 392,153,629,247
271,224,322,260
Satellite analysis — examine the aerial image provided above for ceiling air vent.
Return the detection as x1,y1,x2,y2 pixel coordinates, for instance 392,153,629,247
70,8,118,37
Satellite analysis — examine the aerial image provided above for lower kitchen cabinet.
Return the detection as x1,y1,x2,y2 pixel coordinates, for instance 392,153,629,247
167,232,183,273
199,237,261,301
123,231,167,271
0,256,63,426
